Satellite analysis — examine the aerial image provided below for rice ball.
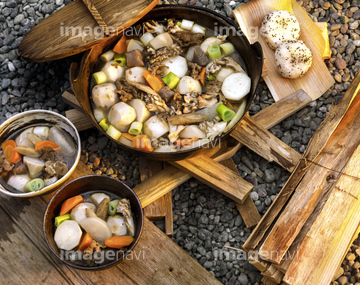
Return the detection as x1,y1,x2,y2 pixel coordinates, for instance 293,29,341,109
275,40,313,79
260,10,301,49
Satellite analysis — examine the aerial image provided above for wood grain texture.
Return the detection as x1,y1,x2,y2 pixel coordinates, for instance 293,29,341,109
62,88,84,112
0,160,220,284
259,92,360,264
283,144,360,285
65,109,93,131
18,0,159,61
81,0,109,35
251,89,312,130
233,0,334,101
243,71,360,252
171,155,253,204
231,114,302,172
221,159,260,229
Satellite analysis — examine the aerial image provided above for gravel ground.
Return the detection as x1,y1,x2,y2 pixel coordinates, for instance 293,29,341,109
0,0,359,284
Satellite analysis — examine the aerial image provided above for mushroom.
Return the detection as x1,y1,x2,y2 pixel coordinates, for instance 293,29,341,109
143,20,165,34
167,113,209,125
107,215,128,236
116,198,135,236
168,124,185,143
198,95,218,109
96,198,109,220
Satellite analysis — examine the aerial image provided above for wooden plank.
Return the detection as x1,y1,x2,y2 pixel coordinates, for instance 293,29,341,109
140,157,173,237
0,160,221,284
65,109,92,131
251,89,312,130
258,91,360,264
220,158,260,229
141,158,166,219
243,71,360,252
231,114,302,172
262,276,279,285
171,155,253,204
283,144,360,285
62,88,84,112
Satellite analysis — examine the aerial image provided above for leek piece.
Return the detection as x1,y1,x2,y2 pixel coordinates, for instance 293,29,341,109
208,74,216,80
92,71,108,84
181,19,194,30
191,23,206,34
224,99,247,132
99,118,110,131
106,125,122,140
48,126,76,156
25,178,45,192
162,72,180,89
220,42,235,55
207,45,222,60
33,126,49,138
93,108,105,123
108,199,119,216
176,21,181,27
100,50,115,62
128,121,143,135
114,53,127,67
55,214,71,227
216,104,235,122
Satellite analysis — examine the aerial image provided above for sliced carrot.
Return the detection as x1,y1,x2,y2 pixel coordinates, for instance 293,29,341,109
174,137,198,147
142,70,165,92
1,140,17,150
121,132,136,141
113,35,127,54
131,135,154,152
4,145,21,164
59,195,84,216
77,232,93,251
105,236,134,249
34,141,59,152
199,67,206,85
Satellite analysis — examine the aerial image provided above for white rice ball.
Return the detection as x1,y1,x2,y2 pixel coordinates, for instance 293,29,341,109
275,40,313,79
260,10,301,49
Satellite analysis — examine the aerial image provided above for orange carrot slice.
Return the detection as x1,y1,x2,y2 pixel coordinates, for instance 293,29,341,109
34,141,59,152
4,145,21,164
199,67,206,85
121,133,136,141
77,232,93,251
1,139,17,150
143,70,165,92
105,236,134,249
59,195,84,216
131,135,154,152
113,35,127,54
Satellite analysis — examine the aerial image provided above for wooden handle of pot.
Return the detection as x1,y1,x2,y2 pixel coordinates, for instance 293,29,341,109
80,0,109,35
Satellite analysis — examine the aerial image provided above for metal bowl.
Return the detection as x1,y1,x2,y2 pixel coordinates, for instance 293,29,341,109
0,110,81,198
71,5,263,161
43,175,143,270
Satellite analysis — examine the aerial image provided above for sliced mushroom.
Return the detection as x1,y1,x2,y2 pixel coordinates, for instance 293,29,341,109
96,198,109,220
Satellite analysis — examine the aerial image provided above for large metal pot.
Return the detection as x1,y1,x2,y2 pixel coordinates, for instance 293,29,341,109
71,5,263,161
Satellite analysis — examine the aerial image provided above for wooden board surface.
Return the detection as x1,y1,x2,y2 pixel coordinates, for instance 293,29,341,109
233,0,334,101
0,161,220,285
243,71,360,252
18,0,159,61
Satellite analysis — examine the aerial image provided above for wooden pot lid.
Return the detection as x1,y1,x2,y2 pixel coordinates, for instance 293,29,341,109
18,0,159,62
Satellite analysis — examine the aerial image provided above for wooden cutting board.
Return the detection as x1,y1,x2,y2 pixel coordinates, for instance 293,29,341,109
233,0,334,101
18,0,159,62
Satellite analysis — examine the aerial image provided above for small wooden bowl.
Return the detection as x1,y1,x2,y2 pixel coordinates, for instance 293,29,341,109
43,175,143,270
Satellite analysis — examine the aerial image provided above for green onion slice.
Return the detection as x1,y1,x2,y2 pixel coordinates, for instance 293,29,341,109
108,199,119,216
25,178,45,192
114,53,127,67
207,45,222,60
216,104,236,122
55,214,71,227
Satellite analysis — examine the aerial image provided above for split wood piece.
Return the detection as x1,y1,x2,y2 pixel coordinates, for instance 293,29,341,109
170,155,253,204
258,89,360,264
262,276,279,285
231,113,302,172
65,109,91,131
62,88,84,112
262,265,284,284
140,157,173,237
220,159,260,229
243,71,360,252
283,143,360,285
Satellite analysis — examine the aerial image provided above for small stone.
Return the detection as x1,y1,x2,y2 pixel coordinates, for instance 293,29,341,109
250,191,259,201
1,78,11,89
264,169,275,183
333,267,344,281
97,136,108,150
338,276,348,285
340,16,349,24
335,58,347,69
350,21,360,30
13,14,24,25
55,0,64,5
331,24,341,31
355,248,360,256
347,252,356,261
342,73,351,82
220,210,233,223
238,273,249,285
